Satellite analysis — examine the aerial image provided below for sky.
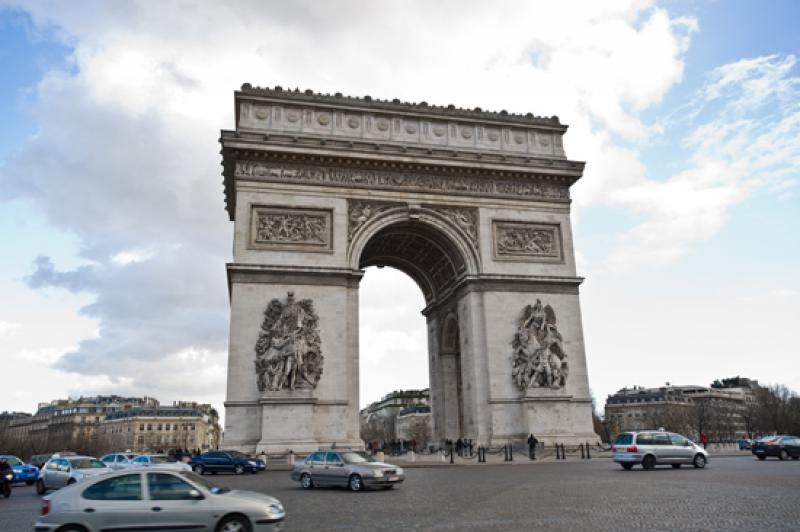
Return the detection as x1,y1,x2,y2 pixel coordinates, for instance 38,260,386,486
0,1,798,422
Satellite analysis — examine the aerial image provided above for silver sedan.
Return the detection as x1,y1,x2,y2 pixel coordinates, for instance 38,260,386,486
291,450,404,491
34,467,285,532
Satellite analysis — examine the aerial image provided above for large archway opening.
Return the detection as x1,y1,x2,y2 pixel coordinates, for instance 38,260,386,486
355,219,472,448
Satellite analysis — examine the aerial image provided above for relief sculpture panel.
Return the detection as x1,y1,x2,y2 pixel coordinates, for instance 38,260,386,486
492,220,562,262
254,292,323,393
511,300,569,390
249,205,332,252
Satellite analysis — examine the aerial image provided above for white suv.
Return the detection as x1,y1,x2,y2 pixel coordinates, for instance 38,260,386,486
613,430,709,470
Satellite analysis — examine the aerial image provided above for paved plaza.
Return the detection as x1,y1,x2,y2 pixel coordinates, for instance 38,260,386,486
3,456,798,531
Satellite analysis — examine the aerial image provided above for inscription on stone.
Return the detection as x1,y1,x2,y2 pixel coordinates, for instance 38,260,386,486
493,221,562,262
249,205,332,252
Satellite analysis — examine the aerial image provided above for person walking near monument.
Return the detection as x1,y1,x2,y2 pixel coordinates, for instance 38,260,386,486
700,431,708,449
527,433,539,460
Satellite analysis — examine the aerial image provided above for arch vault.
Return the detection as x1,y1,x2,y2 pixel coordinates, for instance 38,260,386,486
220,85,599,451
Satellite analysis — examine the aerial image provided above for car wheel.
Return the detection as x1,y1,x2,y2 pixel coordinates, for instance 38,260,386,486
36,479,46,495
671,464,681,469
56,526,89,532
195,465,205,475
300,473,314,489
779,449,788,461
216,514,252,532
348,474,363,492
642,455,656,470
621,463,633,470
234,465,245,475
67,478,76,485
757,455,766,461
693,454,706,469
2,483,10,498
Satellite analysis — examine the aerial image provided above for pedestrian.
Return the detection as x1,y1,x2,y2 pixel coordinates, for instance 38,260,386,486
700,432,708,449
456,438,463,457
527,433,539,460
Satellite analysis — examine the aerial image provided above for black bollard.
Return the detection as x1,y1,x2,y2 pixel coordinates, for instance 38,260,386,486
555,443,560,460
586,442,591,460
562,443,567,460
580,442,585,459
449,442,454,464
509,442,514,461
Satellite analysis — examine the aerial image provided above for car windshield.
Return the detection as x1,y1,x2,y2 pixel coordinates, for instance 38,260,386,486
179,471,230,494
228,451,248,459
614,434,633,445
72,459,106,469
341,452,375,464
2,457,23,466
150,456,176,464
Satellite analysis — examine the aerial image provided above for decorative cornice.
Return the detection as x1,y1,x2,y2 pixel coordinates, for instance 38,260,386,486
238,83,562,128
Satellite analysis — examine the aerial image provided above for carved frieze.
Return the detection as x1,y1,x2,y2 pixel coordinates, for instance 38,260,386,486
255,292,323,393
236,162,570,202
511,300,569,391
492,221,562,262
249,205,332,252
428,205,479,242
347,200,401,241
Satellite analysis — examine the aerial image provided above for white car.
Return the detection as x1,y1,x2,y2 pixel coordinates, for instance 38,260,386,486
99,452,139,470
129,454,192,472
35,468,285,531
36,456,109,494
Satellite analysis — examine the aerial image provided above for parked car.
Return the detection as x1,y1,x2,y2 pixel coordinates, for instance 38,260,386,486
36,456,109,494
752,435,800,460
191,450,260,475
0,454,39,485
129,454,192,472
100,452,140,470
291,449,405,491
612,430,709,470
29,451,78,471
34,468,285,531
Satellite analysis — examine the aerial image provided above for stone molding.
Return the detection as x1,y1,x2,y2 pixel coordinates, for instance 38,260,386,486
238,83,564,128
248,205,333,253
226,264,363,295
492,220,564,263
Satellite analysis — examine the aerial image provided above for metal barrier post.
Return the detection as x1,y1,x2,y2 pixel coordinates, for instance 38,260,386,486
450,443,455,465
580,442,585,459
586,442,591,460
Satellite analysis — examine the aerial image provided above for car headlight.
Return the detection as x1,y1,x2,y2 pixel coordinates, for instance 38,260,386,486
4,473,12,481
267,502,284,515
373,470,384,477
248,461,257,466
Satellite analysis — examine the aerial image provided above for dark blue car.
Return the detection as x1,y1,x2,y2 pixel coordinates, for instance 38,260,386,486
0,455,38,485
191,450,260,475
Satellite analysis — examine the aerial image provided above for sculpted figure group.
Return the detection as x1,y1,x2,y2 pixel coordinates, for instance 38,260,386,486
511,299,569,390
254,292,323,392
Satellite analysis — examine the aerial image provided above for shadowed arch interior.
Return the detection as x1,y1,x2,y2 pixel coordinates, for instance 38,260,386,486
358,222,468,304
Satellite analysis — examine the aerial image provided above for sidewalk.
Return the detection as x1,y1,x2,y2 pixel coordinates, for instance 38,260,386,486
264,445,753,470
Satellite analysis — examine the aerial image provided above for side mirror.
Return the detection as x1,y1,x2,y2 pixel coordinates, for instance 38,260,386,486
188,489,203,499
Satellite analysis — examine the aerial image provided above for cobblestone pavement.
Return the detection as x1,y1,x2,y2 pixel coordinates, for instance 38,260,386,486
2,456,798,531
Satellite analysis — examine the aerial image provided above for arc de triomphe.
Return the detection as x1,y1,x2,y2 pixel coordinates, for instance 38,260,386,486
220,84,599,452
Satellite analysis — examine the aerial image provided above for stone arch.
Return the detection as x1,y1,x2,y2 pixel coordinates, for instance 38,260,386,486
348,206,480,305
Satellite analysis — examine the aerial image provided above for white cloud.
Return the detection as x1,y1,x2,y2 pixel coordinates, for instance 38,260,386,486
0,1,708,412
0,321,22,337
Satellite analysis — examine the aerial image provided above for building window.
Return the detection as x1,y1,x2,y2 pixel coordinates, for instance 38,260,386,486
147,424,152,431
157,424,163,431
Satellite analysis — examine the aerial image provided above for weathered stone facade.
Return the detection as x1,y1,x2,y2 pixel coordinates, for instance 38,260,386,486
220,85,599,451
